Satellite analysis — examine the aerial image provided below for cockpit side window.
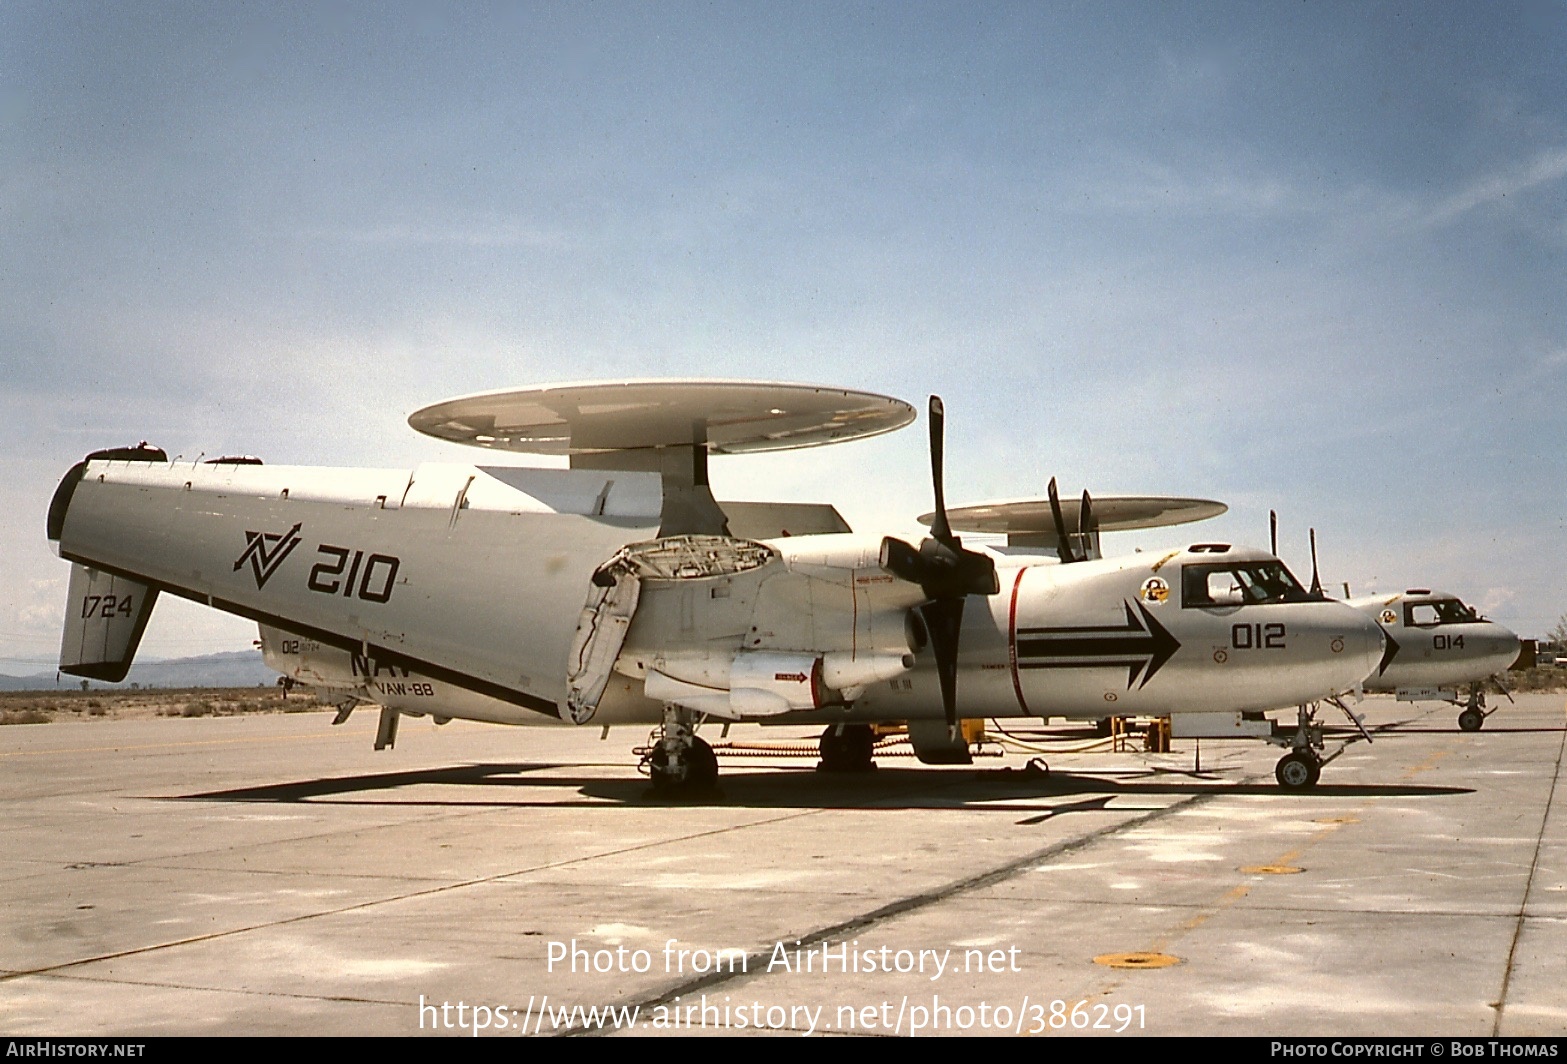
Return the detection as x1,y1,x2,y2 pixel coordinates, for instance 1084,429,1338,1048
1182,562,1310,607
1438,599,1477,622
1405,599,1478,627
1183,566,1243,606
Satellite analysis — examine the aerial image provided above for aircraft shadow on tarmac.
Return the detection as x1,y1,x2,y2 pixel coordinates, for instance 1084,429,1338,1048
164,760,1472,812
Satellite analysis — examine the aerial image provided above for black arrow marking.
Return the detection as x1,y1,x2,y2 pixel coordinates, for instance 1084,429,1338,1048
1376,628,1400,676
1016,599,1181,690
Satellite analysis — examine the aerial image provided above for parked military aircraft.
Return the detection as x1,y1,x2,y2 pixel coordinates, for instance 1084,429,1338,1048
1266,513,1521,732
1346,590,1521,731
49,381,1385,792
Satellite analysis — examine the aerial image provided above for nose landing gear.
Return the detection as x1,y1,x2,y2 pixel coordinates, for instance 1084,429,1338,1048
1274,749,1322,789
1267,700,1370,790
1456,683,1495,732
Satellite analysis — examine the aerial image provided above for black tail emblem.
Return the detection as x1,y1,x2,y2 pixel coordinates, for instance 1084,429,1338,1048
235,523,303,589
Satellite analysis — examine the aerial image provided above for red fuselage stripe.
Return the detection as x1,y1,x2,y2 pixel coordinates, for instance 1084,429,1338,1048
1009,567,1030,715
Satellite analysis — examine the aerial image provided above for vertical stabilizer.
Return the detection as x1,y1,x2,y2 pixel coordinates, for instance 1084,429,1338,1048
59,564,159,682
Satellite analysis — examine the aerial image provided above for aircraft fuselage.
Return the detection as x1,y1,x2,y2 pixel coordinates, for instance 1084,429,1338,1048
53,456,1384,730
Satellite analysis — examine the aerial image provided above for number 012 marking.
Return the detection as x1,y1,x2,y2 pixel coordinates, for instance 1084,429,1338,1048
1231,622,1286,649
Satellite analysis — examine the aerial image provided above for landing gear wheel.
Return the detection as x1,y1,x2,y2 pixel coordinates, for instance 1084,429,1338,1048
649,736,718,796
685,737,718,790
1275,751,1321,790
1458,707,1484,732
818,724,876,773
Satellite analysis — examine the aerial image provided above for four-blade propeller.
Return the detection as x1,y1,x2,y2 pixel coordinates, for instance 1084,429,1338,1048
879,397,1000,738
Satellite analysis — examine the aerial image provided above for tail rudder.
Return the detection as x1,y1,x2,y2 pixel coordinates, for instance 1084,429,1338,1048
59,563,159,682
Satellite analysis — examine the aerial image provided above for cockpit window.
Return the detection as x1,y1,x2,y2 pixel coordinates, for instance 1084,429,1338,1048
1182,562,1311,607
1405,599,1477,627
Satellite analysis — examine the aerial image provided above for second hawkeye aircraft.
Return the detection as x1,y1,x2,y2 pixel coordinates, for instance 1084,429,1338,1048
1348,590,1521,731
1266,513,1522,732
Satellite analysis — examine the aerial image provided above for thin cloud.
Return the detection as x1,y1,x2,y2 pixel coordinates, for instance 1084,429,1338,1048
1069,161,1316,217
298,219,578,249
1423,146,1567,227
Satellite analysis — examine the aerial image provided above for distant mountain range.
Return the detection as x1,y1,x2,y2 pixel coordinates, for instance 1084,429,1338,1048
0,651,278,692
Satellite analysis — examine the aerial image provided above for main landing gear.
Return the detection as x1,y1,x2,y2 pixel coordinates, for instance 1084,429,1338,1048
818,723,877,773
643,706,718,796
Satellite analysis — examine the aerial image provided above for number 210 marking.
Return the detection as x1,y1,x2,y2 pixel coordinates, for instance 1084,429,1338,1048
308,545,400,603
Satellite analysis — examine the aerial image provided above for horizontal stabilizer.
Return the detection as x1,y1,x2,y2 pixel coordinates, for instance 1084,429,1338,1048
59,564,159,682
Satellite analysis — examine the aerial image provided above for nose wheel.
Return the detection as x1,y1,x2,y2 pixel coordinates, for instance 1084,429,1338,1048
1274,750,1322,790
1266,702,1353,789
1457,686,1487,732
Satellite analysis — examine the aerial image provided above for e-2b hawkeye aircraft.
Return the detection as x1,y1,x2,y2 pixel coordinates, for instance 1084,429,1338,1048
1266,514,1522,732
48,381,1385,793
1347,590,1521,731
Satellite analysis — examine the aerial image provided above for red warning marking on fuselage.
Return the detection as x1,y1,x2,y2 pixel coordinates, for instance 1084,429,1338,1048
1009,567,1030,715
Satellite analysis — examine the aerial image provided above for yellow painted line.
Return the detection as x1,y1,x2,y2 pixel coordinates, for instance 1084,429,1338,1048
1046,725,1482,1033
1403,750,1449,778
1173,882,1252,935
1044,808,1370,1034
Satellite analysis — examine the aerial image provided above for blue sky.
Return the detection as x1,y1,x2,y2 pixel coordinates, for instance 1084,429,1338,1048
3,1,1564,671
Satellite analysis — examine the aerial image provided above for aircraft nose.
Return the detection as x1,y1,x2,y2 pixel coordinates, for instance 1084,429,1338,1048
1335,604,1386,689
1490,624,1523,669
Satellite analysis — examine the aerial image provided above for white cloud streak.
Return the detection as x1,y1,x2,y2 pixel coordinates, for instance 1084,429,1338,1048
1423,146,1567,228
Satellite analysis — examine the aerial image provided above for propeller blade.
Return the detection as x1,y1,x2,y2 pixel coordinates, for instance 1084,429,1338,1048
1269,510,1278,556
1309,527,1323,597
927,396,952,545
920,596,966,738
1048,477,1075,563
1078,489,1094,561
887,396,1000,744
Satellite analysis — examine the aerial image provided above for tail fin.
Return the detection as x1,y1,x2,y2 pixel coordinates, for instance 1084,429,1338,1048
59,564,159,682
